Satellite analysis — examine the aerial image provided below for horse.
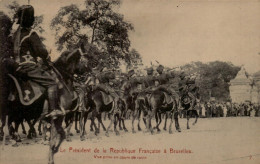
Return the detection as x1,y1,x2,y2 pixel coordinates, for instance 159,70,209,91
179,91,199,129
145,89,180,134
1,47,88,164
79,83,121,140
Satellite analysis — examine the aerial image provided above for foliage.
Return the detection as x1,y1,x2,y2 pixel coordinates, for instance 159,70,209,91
181,61,240,102
51,0,134,67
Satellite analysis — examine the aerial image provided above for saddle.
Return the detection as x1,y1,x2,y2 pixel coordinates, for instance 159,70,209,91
8,74,45,106
100,91,114,105
162,92,174,105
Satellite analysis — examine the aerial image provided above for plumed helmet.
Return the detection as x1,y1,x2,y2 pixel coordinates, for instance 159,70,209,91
16,5,35,28
146,67,154,75
156,65,164,73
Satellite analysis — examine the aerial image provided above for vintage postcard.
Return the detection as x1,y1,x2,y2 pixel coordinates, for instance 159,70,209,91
0,0,259,164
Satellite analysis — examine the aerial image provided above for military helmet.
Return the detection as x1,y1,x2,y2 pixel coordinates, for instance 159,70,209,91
16,5,35,28
146,67,154,75
156,65,164,73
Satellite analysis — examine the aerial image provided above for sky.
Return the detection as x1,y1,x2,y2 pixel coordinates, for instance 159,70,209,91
0,0,259,74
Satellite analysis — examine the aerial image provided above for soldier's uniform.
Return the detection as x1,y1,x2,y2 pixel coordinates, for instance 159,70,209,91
73,74,87,112
143,67,155,93
96,70,119,112
178,72,196,110
11,5,60,117
154,65,177,96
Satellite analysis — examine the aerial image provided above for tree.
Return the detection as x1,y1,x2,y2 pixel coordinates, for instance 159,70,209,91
180,61,240,102
51,0,134,67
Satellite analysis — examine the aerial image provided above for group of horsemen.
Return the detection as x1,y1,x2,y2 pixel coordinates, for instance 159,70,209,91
1,5,199,119
73,64,199,116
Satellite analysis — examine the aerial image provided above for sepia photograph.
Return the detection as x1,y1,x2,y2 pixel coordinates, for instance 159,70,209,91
0,0,259,164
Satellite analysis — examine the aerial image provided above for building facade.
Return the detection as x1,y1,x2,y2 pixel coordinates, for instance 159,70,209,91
229,67,260,104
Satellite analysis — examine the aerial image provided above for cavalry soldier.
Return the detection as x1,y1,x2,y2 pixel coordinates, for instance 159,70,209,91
154,65,177,97
178,72,197,110
96,68,119,113
73,74,87,112
10,5,61,118
143,67,156,93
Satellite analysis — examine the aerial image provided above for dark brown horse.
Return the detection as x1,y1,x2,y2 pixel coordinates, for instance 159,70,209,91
79,85,120,141
145,89,180,134
180,92,199,129
1,48,87,164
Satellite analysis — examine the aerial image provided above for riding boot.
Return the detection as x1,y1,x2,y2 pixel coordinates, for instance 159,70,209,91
45,85,64,119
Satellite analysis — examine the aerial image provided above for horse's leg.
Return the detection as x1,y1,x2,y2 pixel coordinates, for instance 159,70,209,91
137,110,142,131
65,114,73,142
90,113,99,136
131,109,137,133
113,114,120,136
12,121,21,147
174,111,181,132
38,120,42,136
80,111,88,141
187,110,190,129
48,118,65,164
105,109,115,137
163,113,168,131
122,117,128,132
119,118,123,130
75,112,80,134
153,112,159,130
41,120,49,144
100,116,106,132
21,121,27,135
192,110,199,125
157,113,162,132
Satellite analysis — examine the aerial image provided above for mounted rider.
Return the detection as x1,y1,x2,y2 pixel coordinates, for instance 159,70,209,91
9,5,61,118
154,65,177,96
143,67,156,93
178,72,197,110
95,67,119,113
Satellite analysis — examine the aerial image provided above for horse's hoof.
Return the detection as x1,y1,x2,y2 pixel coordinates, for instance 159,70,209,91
105,133,109,137
124,128,128,132
94,131,98,136
119,127,123,131
115,131,120,136
22,131,27,135
177,129,181,132
76,130,80,134
187,127,190,129
66,137,72,142
132,130,136,134
169,130,173,134
90,129,94,132
39,132,42,136
163,128,167,131
80,136,85,141
151,130,154,135
16,138,22,142
69,133,73,136
153,127,157,130
27,135,32,139
12,143,19,147
138,128,142,131
42,140,49,145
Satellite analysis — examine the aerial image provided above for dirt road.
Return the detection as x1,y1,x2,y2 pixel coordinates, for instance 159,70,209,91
0,117,259,164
